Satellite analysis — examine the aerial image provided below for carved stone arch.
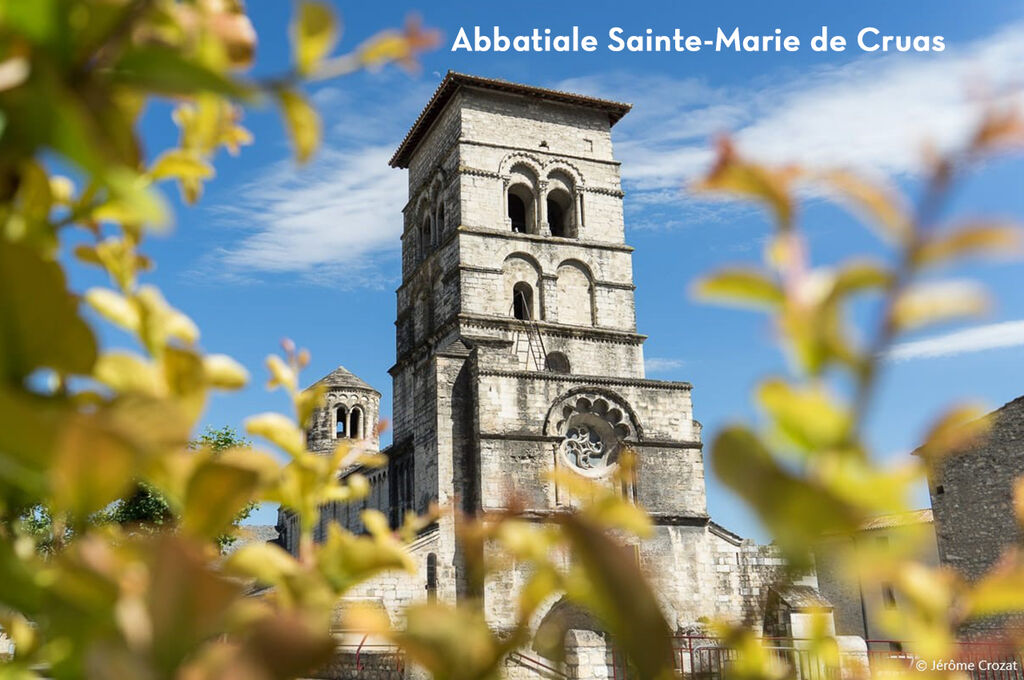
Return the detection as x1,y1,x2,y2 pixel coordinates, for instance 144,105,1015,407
557,257,594,281
543,386,643,441
533,596,605,660
555,259,596,326
503,250,544,276
543,387,643,478
502,252,543,320
411,193,431,225
543,159,584,188
427,171,446,203
498,151,544,179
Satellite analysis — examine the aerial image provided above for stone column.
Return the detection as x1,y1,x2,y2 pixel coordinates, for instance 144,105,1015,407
565,630,614,679
537,180,549,235
837,636,870,680
574,190,584,237
501,177,511,231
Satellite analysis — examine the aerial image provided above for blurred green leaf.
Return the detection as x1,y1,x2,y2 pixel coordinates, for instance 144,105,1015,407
758,378,852,454
181,459,259,540
817,170,912,245
276,89,320,163
150,149,214,182
111,46,247,98
0,240,97,382
892,281,989,332
915,404,990,466
695,138,797,229
292,1,339,75
828,260,894,299
693,267,784,310
561,515,675,680
712,425,861,566
915,221,1022,267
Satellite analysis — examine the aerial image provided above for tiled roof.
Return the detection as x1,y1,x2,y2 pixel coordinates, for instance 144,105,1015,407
307,365,379,394
773,585,833,610
223,524,279,555
860,508,934,531
390,71,632,168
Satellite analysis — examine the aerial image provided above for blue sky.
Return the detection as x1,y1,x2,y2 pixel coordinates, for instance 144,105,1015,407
67,1,1024,538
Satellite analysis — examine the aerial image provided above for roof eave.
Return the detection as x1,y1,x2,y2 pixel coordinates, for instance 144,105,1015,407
389,71,632,169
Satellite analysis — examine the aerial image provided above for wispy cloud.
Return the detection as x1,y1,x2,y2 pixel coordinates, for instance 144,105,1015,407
557,23,1024,219
887,320,1024,362
203,75,434,286
645,357,685,373
206,23,1024,284
208,145,405,287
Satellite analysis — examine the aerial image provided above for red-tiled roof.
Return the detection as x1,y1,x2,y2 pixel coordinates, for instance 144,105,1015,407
389,71,632,168
860,508,933,530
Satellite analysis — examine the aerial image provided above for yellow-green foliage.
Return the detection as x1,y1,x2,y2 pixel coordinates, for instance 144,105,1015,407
1,1,1023,679
693,127,1024,674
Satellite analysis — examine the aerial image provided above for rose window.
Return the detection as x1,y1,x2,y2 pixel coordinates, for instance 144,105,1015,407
555,396,631,475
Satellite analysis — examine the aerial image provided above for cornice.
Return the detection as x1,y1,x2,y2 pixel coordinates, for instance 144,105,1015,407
475,367,692,391
460,313,646,345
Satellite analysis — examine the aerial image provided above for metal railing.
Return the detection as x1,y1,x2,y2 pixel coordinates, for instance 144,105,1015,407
614,636,840,680
507,650,570,679
866,639,1024,680
610,636,1024,680
350,633,405,678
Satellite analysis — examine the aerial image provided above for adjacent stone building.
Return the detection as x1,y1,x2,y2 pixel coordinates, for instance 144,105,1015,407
816,395,1024,643
926,395,1024,635
814,510,938,646
276,72,827,676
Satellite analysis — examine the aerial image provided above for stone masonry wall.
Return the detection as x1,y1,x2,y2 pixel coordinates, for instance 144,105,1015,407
929,395,1024,635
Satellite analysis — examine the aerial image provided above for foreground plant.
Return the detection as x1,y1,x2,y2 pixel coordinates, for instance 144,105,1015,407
692,111,1024,674
0,1,438,677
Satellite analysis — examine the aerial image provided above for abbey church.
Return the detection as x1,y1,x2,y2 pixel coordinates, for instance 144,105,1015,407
275,72,829,676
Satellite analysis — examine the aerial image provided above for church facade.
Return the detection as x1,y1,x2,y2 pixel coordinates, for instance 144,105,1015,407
277,72,826,675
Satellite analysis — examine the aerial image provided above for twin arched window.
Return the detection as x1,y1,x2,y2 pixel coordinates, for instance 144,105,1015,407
416,196,446,263
334,404,365,440
505,169,579,238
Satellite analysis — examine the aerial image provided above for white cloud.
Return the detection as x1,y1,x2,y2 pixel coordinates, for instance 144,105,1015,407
557,23,1024,205
204,76,434,285
210,145,405,286
206,24,1024,284
645,357,685,373
887,320,1024,362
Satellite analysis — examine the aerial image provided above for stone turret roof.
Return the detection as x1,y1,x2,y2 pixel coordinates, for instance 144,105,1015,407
771,585,833,611
307,365,379,395
390,71,633,168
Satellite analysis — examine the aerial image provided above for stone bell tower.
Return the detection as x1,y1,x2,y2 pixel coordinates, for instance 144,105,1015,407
279,75,828,670
386,73,708,617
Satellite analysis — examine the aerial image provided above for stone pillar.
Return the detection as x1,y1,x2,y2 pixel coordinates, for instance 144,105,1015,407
574,190,584,236
541,274,558,323
836,636,870,680
564,630,614,679
501,177,511,231
537,180,549,236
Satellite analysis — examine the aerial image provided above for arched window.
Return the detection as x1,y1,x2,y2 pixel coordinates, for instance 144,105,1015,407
419,217,432,260
512,282,533,321
426,553,437,602
507,184,534,234
334,405,348,439
508,193,526,233
435,203,445,244
547,189,573,238
544,352,571,374
349,406,363,440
